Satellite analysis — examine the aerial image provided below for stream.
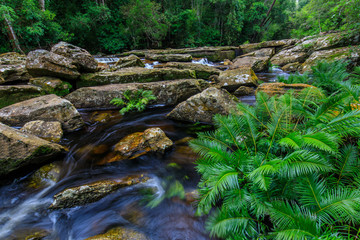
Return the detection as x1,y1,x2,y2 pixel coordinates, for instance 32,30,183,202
0,58,288,240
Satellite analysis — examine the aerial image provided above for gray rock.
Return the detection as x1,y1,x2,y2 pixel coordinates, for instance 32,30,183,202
145,53,192,62
51,41,97,72
282,62,301,72
0,94,84,132
77,67,196,88
218,67,259,91
233,86,255,96
167,87,238,123
154,62,220,79
0,85,45,109
50,174,150,209
114,54,145,68
0,122,66,178
0,52,31,84
26,50,80,80
231,48,275,72
65,79,209,109
21,120,63,143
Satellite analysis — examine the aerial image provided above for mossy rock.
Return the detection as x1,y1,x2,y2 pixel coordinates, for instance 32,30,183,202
0,85,45,109
28,162,61,189
85,227,149,240
30,77,72,96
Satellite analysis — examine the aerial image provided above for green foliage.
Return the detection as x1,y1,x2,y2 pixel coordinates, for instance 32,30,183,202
191,82,360,238
110,89,156,115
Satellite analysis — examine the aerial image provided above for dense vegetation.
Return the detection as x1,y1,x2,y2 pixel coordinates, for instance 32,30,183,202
0,0,359,54
190,61,360,239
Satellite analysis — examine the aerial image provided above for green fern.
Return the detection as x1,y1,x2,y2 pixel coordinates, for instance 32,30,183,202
110,89,156,115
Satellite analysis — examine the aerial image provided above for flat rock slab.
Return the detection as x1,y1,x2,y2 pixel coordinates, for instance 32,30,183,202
218,67,259,91
167,87,238,123
77,67,196,88
21,120,63,143
50,174,150,209
26,50,80,80
65,79,210,109
0,122,66,178
155,62,220,79
0,85,45,108
0,94,84,132
256,82,316,97
145,53,192,62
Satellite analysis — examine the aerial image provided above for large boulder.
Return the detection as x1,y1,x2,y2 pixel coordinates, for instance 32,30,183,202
49,174,150,209
282,62,301,72
0,94,84,132
145,53,192,62
0,122,66,178
0,85,45,109
218,67,259,91
29,77,72,96
77,67,196,88
26,50,80,80
256,82,315,97
21,120,63,143
102,127,173,164
65,79,210,109
154,62,220,79
0,52,31,84
114,54,145,68
51,41,97,72
231,48,275,72
300,46,360,73
270,46,308,67
167,87,238,123
85,227,149,240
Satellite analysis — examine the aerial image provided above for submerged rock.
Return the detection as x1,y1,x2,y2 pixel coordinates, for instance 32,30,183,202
27,162,62,189
65,79,209,109
0,85,45,109
218,67,258,91
0,122,66,178
256,82,315,97
21,120,63,143
0,94,84,132
51,41,98,72
50,174,150,209
114,54,145,68
145,53,192,62
231,48,275,72
26,50,80,80
77,67,196,88
29,76,72,96
103,127,173,163
85,227,149,240
167,87,238,123
154,62,220,79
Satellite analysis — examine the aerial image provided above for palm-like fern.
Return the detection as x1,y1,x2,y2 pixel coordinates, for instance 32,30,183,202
190,89,360,239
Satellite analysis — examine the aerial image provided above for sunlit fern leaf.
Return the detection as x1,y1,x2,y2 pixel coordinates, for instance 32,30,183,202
295,174,326,210
278,132,304,150
320,110,360,137
302,132,339,154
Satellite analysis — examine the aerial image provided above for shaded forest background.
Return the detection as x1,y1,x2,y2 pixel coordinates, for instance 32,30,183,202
0,0,359,54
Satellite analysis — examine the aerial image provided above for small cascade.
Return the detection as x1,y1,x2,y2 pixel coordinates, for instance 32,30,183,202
94,57,119,64
144,61,159,69
192,58,215,66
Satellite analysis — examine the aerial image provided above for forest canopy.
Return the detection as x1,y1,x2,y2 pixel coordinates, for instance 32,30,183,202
0,0,359,54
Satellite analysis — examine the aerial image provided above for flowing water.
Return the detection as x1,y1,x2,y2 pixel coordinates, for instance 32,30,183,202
0,56,288,239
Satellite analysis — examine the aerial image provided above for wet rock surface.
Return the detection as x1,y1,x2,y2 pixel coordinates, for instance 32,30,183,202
102,127,173,163
21,120,63,143
167,87,238,123
85,226,150,240
0,85,45,108
27,162,62,189
26,50,80,80
51,41,98,72
77,67,196,88
50,174,150,209
0,94,84,132
0,122,66,178
65,79,209,109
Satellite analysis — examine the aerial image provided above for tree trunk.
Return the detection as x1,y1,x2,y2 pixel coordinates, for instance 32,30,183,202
3,14,24,54
38,0,45,11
